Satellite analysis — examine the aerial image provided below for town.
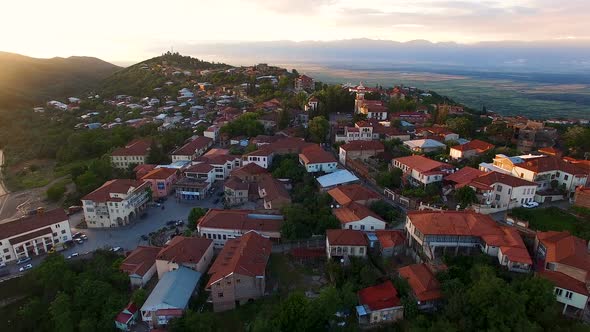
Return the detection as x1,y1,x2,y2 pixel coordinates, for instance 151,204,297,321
0,52,589,332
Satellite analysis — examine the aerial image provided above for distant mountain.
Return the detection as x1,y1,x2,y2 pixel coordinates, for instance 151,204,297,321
98,52,232,97
0,52,120,109
185,39,590,73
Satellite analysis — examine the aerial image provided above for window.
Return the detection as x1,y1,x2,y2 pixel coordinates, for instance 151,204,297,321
5,255,10,260
361,225,365,230
564,175,569,181
497,185,503,191
555,288,563,296
53,232,57,237
61,230,66,234
565,291,573,299
223,235,227,240
2,249,8,253
227,280,231,285
236,279,241,284
218,292,224,298
508,188,511,195
359,247,364,254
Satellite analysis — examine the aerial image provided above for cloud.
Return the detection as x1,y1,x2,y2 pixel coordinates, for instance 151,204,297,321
253,0,336,13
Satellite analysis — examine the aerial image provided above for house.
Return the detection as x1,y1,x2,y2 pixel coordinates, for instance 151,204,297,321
390,112,431,125
174,164,215,201
339,141,385,166
326,229,368,259
356,281,404,326
207,231,272,312
358,100,388,121
335,121,379,143
140,266,202,329
111,139,152,169
403,139,446,154
317,169,360,191
258,175,291,210
327,184,380,206
405,211,532,273
115,302,139,331
81,179,150,228
224,176,250,206
120,246,161,288
242,147,274,169
170,136,213,162
416,127,459,142
294,74,314,91
333,202,386,231
0,209,71,264
203,125,220,142
444,166,485,189
375,230,406,257
197,209,283,248
512,156,588,196
574,187,590,209
243,137,313,169
534,231,590,317
231,163,268,182
299,145,338,173
398,263,443,311
193,150,242,181
134,164,157,180
467,171,537,211
141,167,178,199
450,139,495,160
155,236,214,279
392,155,454,186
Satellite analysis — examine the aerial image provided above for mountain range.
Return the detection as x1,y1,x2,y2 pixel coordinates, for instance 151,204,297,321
0,52,120,109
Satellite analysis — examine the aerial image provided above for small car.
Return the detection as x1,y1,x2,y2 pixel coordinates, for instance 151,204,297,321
67,253,79,259
74,238,84,244
80,234,88,240
523,201,539,208
19,264,33,272
72,232,83,239
16,257,32,265
110,247,122,252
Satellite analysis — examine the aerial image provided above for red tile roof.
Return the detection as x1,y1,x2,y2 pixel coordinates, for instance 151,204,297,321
517,156,587,175
224,176,250,191
257,175,290,202
398,263,442,302
408,211,532,264
539,270,589,296
470,171,537,188
375,230,406,249
326,229,368,246
198,209,283,233
231,163,268,178
327,184,380,206
0,208,67,240
112,139,152,156
537,231,590,275
156,236,213,264
393,155,452,174
451,139,494,153
9,227,52,245
358,281,402,310
141,167,177,180
340,140,385,152
171,136,212,156
185,163,214,173
82,179,147,203
115,302,138,324
444,167,485,188
333,202,384,224
299,145,337,165
207,231,272,287
120,246,161,277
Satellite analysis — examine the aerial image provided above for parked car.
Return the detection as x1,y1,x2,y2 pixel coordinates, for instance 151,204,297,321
72,232,83,239
523,201,539,208
80,234,88,240
74,238,84,244
110,247,122,252
0,262,6,268
19,264,33,272
175,220,184,226
67,253,79,259
16,257,32,265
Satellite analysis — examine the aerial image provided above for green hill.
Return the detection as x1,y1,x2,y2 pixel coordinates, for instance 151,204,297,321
0,52,121,109
98,52,232,97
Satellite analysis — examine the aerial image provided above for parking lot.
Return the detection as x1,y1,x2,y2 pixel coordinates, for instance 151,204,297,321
1,186,229,278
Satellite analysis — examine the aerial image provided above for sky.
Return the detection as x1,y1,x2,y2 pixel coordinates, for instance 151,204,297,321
1,0,588,64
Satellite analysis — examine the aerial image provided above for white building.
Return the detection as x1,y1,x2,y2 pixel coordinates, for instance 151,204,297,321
403,139,447,154
111,139,152,169
299,145,338,173
326,229,368,259
392,155,454,186
333,202,386,231
467,171,537,211
170,136,213,162
0,209,71,263
81,179,150,228
203,125,220,142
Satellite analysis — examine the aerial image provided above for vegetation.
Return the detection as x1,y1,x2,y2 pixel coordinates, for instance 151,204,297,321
271,154,306,183
455,186,478,208
188,207,208,230
46,180,68,202
308,116,329,143
510,207,590,240
220,113,265,138
376,168,403,189
369,200,402,225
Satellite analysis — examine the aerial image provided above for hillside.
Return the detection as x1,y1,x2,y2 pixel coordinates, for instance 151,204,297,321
98,52,233,97
0,52,120,109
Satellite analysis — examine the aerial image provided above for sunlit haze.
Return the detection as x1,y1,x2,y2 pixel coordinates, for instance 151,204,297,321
2,0,589,64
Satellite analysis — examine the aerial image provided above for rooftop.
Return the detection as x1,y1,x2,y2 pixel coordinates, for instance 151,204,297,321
198,209,283,233
398,263,442,302
171,136,213,156
327,229,368,246
120,246,161,277
156,236,213,264
470,171,537,189
358,281,401,311
537,231,590,276
112,138,151,156
451,139,494,152
82,179,147,203
375,230,406,249
403,139,446,149
141,266,201,311
0,208,67,240
444,167,485,188
327,184,380,206
299,145,337,165
141,167,177,180
340,140,385,152
393,155,451,173
333,202,384,224
317,170,359,188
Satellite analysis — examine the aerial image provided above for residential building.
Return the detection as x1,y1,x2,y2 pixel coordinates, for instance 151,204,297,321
197,209,283,248
317,169,360,191
339,141,385,166
398,263,443,311
403,139,446,154
467,171,537,211
392,155,454,186
243,137,313,169
358,100,388,120
335,121,379,143
574,187,590,209
231,163,268,182
81,179,150,228
170,136,213,162
111,139,152,169
450,139,495,160
0,209,71,263
390,111,431,125
242,148,273,169
134,164,157,180
115,302,139,331
299,145,338,173
207,231,272,312
534,231,590,317
327,184,380,206
294,74,314,91
120,246,161,288
155,236,214,279
140,266,202,329
224,176,250,206
258,175,291,210
405,211,532,273
333,202,386,231
356,281,404,326
444,166,485,189
204,125,220,142
375,230,406,257
174,163,215,201
326,229,368,259
512,156,588,196
141,167,178,199
416,127,459,142
194,150,242,181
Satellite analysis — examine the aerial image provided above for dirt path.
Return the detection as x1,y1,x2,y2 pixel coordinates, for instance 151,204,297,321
0,150,7,197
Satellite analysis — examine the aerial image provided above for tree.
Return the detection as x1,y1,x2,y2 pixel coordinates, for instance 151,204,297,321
446,117,474,137
49,292,74,332
308,116,329,143
187,207,207,230
278,109,291,129
146,141,166,164
376,168,403,189
131,288,148,307
455,186,477,208
370,200,401,224
563,126,590,157
46,182,66,202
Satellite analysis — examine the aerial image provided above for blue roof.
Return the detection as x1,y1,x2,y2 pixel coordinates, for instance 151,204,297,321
356,305,368,316
317,170,359,188
141,267,201,311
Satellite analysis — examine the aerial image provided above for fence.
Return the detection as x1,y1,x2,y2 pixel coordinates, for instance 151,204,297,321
272,237,325,253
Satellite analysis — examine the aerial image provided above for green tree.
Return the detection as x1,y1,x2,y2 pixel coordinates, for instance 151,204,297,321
146,141,167,164
278,109,291,129
187,207,208,230
376,168,402,188
131,288,148,307
46,182,66,202
50,292,74,332
446,117,474,137
455,186,478,208
308,116,329,143
564,126,590,157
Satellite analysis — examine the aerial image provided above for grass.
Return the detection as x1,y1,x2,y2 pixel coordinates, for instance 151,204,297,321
510,207,590,239
268,253,320,295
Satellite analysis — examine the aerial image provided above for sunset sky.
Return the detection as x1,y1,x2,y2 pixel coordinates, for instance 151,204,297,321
2,0,588,63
